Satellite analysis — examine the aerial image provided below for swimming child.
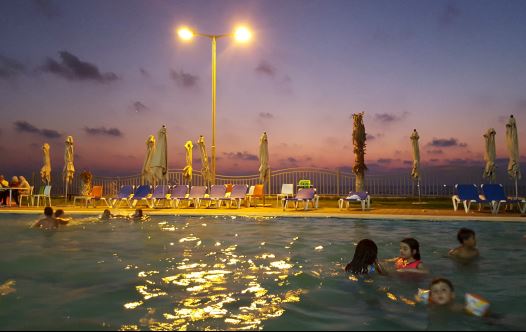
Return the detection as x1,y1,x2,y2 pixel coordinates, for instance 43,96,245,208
54,209,71,225
345,239,386,275
128,208,149,222
388,238,428,273
449,228,479,260
32,207,59,230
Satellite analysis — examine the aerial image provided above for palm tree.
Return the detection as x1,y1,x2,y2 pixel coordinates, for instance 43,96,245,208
352,112,367,192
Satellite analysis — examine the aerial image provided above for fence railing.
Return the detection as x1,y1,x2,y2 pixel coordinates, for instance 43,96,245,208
46,167,521,198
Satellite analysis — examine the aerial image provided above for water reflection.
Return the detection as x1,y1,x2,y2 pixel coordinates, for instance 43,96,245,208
120,221,304,330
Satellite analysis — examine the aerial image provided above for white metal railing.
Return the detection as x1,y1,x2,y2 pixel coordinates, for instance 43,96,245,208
37,167,524,198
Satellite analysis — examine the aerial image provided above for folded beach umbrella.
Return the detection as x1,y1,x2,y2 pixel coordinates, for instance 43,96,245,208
141,135,156,184
151,125,168,185
259,132,269,183
40,143,51,184
505,115,521,198
197,135,211,186
63,136,75,202
483,128,497,183
183,140,193,184
410,129,420,181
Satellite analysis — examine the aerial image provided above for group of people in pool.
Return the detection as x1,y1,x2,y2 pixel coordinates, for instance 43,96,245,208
31,207,150,229
345,228,483,314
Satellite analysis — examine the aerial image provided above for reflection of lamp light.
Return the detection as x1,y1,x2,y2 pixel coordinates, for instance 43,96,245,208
177,25,253,184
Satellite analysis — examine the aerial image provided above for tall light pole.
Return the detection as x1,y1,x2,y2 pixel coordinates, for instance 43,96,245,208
177,26,252,184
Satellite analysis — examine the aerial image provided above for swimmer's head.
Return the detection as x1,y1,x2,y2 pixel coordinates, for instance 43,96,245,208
430,278,455,306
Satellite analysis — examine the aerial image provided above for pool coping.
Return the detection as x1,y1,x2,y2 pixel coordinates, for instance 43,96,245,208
1,207,525,223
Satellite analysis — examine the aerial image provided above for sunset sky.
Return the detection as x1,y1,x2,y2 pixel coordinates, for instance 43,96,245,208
1,0,525,180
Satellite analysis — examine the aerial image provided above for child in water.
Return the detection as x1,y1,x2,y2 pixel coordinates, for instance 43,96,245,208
128,208,149,222
54,209,71,225
387,238,428,273
345,239,386,275
449,228,479,260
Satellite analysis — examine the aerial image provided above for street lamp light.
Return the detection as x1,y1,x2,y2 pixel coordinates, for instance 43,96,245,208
177,25,252,184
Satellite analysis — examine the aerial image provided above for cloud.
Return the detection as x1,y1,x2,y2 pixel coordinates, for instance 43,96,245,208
427,138,467,148
223,151,258,161
439,2,461,26
140,68,150,78
32,0,61,18
0,55,26,80
516,100,526,112
259,112,274,119
403,160,413,165
40,51,119,83
366,133,384,141
170,69,198,88
255,60,276,77
427,149,444,155
377,158,393,164
14,121,61,139
373,112,409,124
84,126,123,137
130,101,149,114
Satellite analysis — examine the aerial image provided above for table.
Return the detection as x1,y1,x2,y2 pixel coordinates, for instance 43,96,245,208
0,187,18,207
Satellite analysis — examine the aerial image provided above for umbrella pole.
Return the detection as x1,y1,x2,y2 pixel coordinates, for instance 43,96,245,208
65,182,68,205
515,177,519,200
418,179,421,202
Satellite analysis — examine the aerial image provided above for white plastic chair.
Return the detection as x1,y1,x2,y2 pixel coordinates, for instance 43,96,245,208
276,184,294,206
34,185,52,207
19,186,34,207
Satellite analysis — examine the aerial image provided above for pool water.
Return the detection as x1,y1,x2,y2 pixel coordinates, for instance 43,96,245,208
0,214,525,331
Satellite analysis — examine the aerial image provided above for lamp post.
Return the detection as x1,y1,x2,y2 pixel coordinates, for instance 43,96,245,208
177,26,251,184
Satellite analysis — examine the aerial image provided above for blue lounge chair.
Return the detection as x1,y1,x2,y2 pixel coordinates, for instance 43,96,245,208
147,185,170,208
128,185,152,208
338,191,370,211
200,185,227,208
481,184,523,214
282,187,316,210
110,185,134,208
452,184,488,213
219,184,248,208
169,185,189,208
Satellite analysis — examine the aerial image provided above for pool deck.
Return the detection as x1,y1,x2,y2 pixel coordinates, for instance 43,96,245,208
1,203,525,222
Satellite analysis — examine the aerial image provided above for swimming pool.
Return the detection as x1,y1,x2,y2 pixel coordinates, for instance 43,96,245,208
0,214,525,330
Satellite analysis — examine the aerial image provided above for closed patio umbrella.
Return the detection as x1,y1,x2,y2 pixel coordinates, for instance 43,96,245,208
141,135,156,185
150,125,168,186
63,136,75,203
197,135,211,186
505,115,521,198
410,129,421,201
40,143,51,185
183,140,193,184
259,132,269,206
483,128,496,183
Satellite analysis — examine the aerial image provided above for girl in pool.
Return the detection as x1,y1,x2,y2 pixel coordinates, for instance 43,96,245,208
345,239,386,275
387,238,428,273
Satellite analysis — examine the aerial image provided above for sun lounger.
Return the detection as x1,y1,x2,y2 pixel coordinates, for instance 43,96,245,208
481,184,523,214
339,191,370,211
110,185,134,208
199,185,227,208
452,184,488,213
169,185,189,208
147,185,170,208
128,185,152,208
178,185,207,208
282,187,316,210
218,184,248,208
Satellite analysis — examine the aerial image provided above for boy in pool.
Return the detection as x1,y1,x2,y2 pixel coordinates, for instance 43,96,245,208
54,209,71,225
32,207,59,230
449,228,479,260
128,208,149,222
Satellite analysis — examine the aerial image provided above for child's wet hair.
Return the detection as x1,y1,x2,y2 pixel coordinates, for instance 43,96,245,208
401,238,421,260
345,239,378,274
55,209,65,217
457,228,475,244
430,277,454,292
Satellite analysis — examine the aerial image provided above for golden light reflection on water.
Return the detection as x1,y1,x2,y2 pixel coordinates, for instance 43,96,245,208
121,227,305,330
